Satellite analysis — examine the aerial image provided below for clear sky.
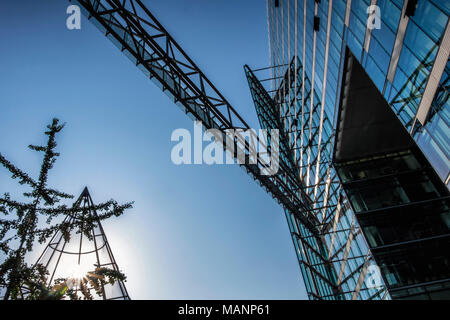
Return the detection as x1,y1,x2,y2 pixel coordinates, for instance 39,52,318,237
0,0,307,299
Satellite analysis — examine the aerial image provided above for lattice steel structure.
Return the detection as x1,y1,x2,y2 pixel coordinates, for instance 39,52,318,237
264,0,449,300
35,187,130,300
267,0,449,185
69,0,322,239
70,0,449,300
70,0,386,300
246,58,386,300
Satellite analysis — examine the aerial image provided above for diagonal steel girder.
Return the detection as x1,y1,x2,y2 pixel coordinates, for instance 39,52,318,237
245,61,346,299
71,0,322,236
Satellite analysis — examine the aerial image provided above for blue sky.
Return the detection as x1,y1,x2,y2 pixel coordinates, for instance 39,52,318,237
0,0,307,299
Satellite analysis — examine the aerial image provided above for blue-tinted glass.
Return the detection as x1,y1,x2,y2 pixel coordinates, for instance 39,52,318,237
412,0,448,43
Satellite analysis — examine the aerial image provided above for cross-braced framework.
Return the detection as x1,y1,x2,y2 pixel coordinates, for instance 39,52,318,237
390,44,439,133
71,0,388,299
70,0,320,237
245,58,389,300
35,187,130,300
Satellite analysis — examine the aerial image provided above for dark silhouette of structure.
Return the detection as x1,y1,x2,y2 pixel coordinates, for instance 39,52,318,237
70,0,449,300
35,187,130,300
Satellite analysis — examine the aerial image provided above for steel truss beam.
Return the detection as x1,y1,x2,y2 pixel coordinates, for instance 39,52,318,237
390,43,439,131
73,0,387,300
246,54,390,300
70,0,326,236
246,59,346,299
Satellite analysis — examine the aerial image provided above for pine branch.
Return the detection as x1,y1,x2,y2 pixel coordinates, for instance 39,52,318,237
34,119,65,206
69,200,133,240
0,154,56,205
1,117,131,300
0,194,33,213
34,220,72,244
92,200,134,220
36,204,77,217
0,153,38,188
28,145,47,152
45,189,73,200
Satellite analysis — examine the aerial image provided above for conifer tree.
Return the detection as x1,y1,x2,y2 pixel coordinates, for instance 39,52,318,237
0,118,132,299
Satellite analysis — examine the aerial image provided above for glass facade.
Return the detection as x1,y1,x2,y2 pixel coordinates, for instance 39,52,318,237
334,48,450,299
245,0,449,300
247,58,387,300
336,147,450,299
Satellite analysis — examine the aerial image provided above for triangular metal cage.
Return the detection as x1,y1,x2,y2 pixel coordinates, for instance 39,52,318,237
35,187,130,300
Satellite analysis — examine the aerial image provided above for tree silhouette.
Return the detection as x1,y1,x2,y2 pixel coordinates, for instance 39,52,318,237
0,118,132,299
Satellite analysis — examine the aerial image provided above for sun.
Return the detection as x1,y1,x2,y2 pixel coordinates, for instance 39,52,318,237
69,264,90,283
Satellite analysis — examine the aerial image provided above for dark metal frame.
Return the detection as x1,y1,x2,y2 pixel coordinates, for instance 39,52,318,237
35,187,130,300
68,0,389,300
71,0,322,235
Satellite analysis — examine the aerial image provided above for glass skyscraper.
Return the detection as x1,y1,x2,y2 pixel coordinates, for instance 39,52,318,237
69,0,449,301
246,0,449,300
